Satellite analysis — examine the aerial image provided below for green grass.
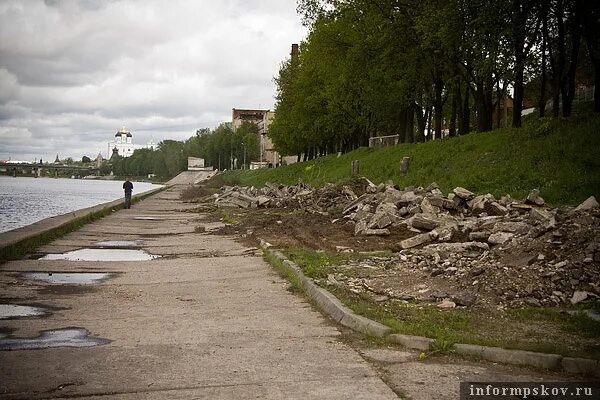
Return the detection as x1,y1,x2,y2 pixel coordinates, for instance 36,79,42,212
221,109,600,206
263,251,303,293
280,247,600,359
284,248,344,279
331,285,600,358
283,247,394,280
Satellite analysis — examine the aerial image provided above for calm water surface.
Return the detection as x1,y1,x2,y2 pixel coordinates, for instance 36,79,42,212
0,177,163,233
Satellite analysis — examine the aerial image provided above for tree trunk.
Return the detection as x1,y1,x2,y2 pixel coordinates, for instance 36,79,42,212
406,106,415,143
398,107,408,143
416,106,427,141
427,107,433,140
594,59,600,113
456,79,463,135
449,86,458,137
512,0,526,128
434,79,443,139
513,58,525,127
461,83,471,134
579,0,600,112
561,13,581,117
554,0,566,117
475,79,494,132
539,13,548,117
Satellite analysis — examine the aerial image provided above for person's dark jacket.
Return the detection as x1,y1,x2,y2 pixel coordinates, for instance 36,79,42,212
123,180,133,193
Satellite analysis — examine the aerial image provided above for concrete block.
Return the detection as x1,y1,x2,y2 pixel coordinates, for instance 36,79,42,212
400,232,434,249
478,346,561,370
561,357,600,377
453,187,475,200
364,228,390,236
339,313,391,338
454,343,487,357
575,196,599,211
312,287,350,323
411,213,441,231
388,334,433,351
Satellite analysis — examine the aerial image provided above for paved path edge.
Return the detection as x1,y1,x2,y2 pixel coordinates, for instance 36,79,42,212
265,247,600,377
0,185,167,259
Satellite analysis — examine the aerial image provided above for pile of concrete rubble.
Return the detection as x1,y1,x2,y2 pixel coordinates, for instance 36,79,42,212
214,180,599,308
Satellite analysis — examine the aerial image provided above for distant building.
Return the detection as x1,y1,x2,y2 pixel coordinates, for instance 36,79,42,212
95,153,104,168
188,157,212,171
231,109,296,167
107,126,156,158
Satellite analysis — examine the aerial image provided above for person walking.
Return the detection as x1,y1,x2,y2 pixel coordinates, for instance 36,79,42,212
123,178,133,209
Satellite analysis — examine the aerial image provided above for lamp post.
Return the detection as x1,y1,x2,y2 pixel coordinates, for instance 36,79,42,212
242,141,246,170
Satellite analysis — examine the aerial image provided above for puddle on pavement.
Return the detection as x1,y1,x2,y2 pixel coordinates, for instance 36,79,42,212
133,216,162,220
20,272,112,285
0,328,111,351
41,249,159,261
93,240,142,248
0,304,49,319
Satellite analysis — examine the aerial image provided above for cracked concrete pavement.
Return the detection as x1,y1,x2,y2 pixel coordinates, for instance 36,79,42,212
0,186,398,399
0,185,589,400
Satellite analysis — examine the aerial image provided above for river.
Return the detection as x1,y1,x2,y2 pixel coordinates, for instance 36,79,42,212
0,177,163,234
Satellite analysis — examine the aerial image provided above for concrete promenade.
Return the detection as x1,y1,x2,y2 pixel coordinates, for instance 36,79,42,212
0,186,398,399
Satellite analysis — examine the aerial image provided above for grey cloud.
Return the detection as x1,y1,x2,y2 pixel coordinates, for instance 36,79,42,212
0,0,306,161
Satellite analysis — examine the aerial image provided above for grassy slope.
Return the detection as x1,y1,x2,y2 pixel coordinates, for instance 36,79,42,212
222,110,600,206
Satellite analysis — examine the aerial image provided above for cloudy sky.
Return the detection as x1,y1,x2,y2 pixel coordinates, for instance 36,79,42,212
0,0,306,162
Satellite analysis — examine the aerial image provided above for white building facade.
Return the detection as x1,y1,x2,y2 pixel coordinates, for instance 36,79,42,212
108,126,156,158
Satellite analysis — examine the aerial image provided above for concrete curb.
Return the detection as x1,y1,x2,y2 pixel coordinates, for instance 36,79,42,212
270,250,391,338
264,247,600,377
0,186,165,258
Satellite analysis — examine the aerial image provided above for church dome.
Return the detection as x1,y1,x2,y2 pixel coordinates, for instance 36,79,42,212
116,125,131,136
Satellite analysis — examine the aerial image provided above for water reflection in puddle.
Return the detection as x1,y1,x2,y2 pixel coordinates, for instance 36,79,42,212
41,249,159,261
94,240,142,248
21,272,112,285
0,304,48,319
0,328,111,351
133,216,162,220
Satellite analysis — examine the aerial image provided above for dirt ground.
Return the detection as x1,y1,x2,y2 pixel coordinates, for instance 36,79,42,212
182,179,600,359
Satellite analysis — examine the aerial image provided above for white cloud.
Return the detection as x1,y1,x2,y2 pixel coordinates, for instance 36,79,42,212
0,0,306,161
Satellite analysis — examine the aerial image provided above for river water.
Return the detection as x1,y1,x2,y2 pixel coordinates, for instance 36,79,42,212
0,177,163,234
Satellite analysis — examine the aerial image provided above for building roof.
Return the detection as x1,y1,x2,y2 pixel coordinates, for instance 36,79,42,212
116,126,132,137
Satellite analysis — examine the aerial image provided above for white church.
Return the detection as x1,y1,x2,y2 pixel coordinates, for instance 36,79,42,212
108,126,156,158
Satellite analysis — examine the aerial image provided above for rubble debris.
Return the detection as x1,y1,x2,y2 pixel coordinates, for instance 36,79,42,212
525,189,545,206
453,187,475,200
570,291,589,305
401,232,436,249
207,179,599,310
575,196,599,212
437,299,457,309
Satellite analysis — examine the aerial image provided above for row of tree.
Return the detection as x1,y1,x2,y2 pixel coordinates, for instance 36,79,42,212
109,122,260,178
268,0,599,160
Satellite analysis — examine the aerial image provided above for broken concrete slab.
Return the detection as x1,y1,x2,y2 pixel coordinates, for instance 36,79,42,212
488,232,515,245
410,213,442,231
400,232,436,249
575,196,599,211
453,187,475,200
525,189,545,206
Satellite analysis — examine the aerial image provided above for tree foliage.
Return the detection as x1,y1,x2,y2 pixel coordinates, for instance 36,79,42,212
268,0,598,159
108,122,261,179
